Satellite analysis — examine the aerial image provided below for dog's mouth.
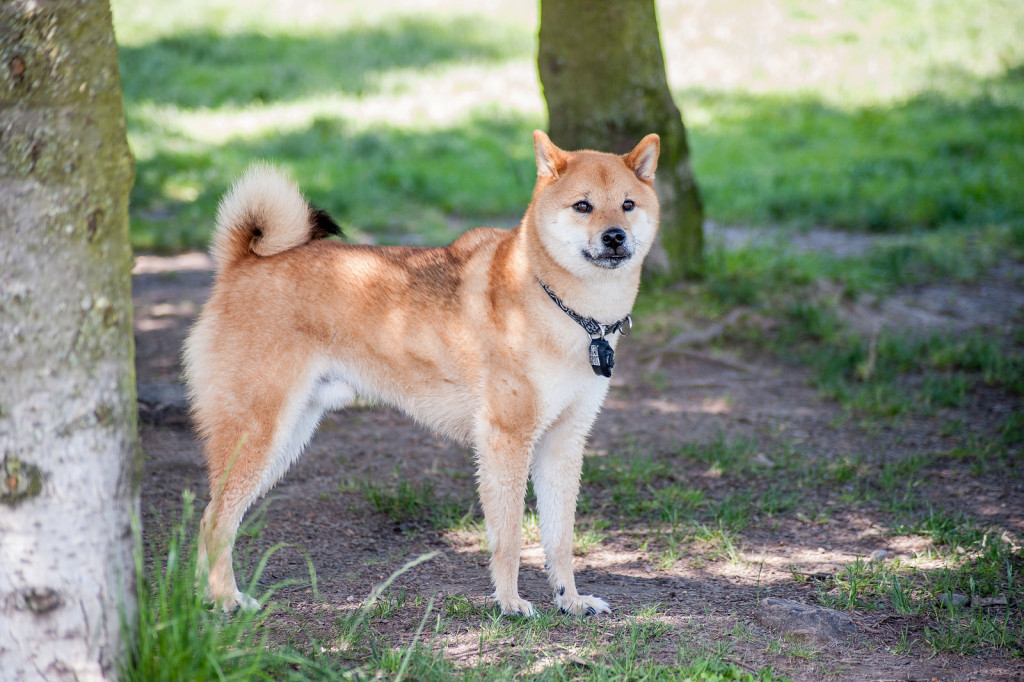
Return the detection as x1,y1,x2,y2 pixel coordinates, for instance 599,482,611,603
583,246,633,269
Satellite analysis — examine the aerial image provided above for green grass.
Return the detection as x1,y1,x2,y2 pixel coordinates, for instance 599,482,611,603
113,0,539,250
580,436,776,531
678,226,1024,424
779,321,1024,418
808,519,1024,655
121,492,341,681
359,478,470,529
112,0,1024,251
123,511,773,682
686,86,1024,232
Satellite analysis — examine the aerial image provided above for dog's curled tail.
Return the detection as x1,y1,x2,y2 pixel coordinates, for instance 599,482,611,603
210,163,341,268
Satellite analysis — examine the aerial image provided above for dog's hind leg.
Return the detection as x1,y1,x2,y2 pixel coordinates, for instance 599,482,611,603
197,366,356,611
197,421,274,612
531,396,611,616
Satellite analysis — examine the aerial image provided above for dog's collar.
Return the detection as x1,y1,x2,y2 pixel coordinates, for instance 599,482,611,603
537,278,632,339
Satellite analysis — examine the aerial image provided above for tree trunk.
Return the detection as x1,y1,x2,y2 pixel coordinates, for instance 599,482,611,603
0,1,138,679
538,0,704,278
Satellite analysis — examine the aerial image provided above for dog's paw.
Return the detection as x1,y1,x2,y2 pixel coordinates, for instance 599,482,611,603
556,593,611,617
214,590,261,613
236,591,261,611
495,595,536,618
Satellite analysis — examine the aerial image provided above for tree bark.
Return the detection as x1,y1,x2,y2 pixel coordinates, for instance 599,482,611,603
0,1,138,680
538,0,704,278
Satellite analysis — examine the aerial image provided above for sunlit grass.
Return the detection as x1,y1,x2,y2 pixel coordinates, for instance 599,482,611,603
112,0,1024,250
112,0,540,250
659,0,1024,106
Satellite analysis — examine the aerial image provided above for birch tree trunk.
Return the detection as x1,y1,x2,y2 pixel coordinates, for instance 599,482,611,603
538,0,704,278
0,1,138,679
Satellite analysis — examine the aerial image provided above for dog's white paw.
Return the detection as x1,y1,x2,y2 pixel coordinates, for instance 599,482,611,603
214,589,261,613
556,593,611,616
495,595,537,618
236,591,261,611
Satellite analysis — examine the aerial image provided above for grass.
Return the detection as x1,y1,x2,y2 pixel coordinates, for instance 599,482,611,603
358,478,469,530
111,0,1024,251
121,492,338,681
778,314,1024,419
808,525,1024,655
123,495,776,680
643,220,1024,426
125,491,469,680
685,86,1024,233
112,0,539,251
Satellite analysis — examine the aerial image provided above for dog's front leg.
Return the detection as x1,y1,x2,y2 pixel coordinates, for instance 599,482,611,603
475,420,534,617
532,401,611,616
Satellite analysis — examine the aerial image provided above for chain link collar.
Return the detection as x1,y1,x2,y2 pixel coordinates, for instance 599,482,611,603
537,279,632,339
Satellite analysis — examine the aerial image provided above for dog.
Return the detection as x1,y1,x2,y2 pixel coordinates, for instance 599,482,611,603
184,130,660,616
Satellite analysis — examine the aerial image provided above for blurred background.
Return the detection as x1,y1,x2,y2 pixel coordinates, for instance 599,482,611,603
111,0,1024,252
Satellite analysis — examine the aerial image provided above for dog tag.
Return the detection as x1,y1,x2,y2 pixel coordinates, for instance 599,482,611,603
589,337,615,378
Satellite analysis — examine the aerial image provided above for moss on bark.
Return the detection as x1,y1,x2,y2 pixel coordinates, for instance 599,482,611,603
0,1,138,678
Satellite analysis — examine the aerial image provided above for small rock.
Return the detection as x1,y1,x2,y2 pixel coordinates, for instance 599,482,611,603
869,549,889,562
137,381,189,425
755,597,858,644
938,593,968,609
137,381,187,407
751,453,776,468
971,595,1007,608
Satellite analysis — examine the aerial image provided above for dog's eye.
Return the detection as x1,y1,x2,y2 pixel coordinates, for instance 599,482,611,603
622,199,635,212
572,200,593,214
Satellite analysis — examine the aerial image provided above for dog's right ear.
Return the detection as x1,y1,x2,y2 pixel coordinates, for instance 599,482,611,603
533,130,568,179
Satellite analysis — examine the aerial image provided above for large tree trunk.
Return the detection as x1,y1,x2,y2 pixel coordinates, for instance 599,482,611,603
538,0,704,278
0,1,138,679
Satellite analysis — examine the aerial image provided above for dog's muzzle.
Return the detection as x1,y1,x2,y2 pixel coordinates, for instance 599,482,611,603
584,227,633,268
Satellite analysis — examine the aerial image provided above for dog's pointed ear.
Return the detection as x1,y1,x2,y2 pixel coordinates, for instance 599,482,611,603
533,130,568,179
624,134,660,181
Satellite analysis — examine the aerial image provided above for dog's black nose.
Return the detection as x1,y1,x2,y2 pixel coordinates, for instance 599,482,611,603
601,228,626,248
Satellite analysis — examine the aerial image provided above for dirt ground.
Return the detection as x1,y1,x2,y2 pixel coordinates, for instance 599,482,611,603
132,245,1023,681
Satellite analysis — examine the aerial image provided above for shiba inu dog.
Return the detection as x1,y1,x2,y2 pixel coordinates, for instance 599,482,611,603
185,131,660,616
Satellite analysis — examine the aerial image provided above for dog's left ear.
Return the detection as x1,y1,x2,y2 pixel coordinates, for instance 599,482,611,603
624,134,660,181
533,130,568,179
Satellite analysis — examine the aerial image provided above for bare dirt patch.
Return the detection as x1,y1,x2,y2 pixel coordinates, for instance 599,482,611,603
133,248,1023,681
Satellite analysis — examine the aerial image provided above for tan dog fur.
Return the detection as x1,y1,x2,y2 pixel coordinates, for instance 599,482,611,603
185,131,660,616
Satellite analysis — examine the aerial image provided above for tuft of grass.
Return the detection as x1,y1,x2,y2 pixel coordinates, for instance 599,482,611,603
123,495,448,680
678,432,760,471
581,447,671,520
573,525,609,556
120,491,340,681
816,557,887,611
692,521,743,563
359,478,468,529
654,485,706,525
443,594,483,620
924,600,1022,656
368,587,407,619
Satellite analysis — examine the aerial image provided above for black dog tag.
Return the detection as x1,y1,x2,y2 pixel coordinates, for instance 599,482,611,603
589,337,615,378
